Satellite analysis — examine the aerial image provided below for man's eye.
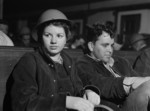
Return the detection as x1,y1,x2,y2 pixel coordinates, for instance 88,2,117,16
102,44,107,47
111,43,115,48
111,44,114,47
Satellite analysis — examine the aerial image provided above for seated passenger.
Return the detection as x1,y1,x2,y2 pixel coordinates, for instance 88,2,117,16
0,31,14,46
130,33,150,76
10,9,100,111
130,33,148,51
75,23,150,111
133,47,150,76
0,19,14,46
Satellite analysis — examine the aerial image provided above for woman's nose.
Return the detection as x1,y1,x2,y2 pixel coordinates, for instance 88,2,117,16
51,36,57,43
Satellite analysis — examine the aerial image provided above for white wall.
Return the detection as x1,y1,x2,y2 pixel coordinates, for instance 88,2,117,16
117,9,150,34
59,0,150,34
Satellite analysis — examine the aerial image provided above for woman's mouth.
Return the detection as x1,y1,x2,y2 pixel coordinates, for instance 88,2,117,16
50,46,58,50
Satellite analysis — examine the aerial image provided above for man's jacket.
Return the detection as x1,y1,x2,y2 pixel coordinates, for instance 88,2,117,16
76,54,138,105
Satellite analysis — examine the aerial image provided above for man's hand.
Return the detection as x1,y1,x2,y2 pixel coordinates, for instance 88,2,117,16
132,77,150,89
123,77,150,94
66,96,94,111
83,90,100,105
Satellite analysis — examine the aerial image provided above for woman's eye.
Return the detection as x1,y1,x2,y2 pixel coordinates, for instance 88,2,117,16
43,33,51,37
57,34,63,38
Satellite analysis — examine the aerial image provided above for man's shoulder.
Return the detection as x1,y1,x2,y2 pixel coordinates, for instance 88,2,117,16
75,54,96,65
138,47,150,58
143,47,150,53
113,55,129,64
76,54,92,61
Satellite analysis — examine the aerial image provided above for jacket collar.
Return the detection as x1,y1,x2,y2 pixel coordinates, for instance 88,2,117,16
86,54,119,66
38,46,72,68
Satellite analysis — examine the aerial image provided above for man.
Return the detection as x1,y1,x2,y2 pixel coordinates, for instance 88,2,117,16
76,23,150,111
130,33,148,51
133,47,150,76
130,33,150,76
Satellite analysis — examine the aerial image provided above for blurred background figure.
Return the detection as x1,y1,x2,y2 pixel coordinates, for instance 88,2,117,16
0,19,14,46
113,34,123,51
130,33,149,51
16,26,39,48
0,19,9,35
65,22,85,50
19,26,31,47
70,35,85,49
131,33,150,76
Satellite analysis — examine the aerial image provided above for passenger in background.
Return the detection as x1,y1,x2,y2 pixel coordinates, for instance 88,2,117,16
0,19,9,35
131,33,150,76
10,9,100,111
113,34,123,51
0,19,14,46
130,33,149,51
19,26,31,47
69,34,85,50
65,23,85,50
76,23,150,111
16,26,39,48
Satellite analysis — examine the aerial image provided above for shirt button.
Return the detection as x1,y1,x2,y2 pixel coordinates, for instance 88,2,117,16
48,64,54,67
68,66,71,68
54,80,56,82
51,94,54,97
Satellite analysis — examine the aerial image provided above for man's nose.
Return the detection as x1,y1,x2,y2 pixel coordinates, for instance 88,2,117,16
107,46,113,53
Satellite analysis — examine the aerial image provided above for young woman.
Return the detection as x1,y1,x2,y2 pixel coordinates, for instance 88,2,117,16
10,9,100,111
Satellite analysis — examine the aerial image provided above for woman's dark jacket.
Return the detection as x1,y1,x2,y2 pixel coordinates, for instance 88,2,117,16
11,47,98,111
76,54,138,105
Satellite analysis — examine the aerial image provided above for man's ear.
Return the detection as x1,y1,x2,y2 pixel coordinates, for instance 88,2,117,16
88,42,94,52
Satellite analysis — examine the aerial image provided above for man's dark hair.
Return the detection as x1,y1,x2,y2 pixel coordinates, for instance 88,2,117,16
84,23,114,54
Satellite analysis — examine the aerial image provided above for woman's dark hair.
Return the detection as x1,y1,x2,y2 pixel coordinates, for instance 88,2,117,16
84,23,114,54
37,21,70,43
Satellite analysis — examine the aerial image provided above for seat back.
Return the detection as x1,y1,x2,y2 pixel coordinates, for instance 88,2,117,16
0,47,34,111
0,47,140,111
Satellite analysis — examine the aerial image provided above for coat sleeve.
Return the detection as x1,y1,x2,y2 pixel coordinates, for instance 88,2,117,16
75,57,127,104
70,61,100,97
133,49,150,76
11,54,66,111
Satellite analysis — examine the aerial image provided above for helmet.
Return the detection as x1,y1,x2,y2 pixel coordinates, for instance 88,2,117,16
130,33,146,45
32,9,71,41
37,9,71,28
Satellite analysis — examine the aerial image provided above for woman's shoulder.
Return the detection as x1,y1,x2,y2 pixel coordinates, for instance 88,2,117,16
19,51,40,63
